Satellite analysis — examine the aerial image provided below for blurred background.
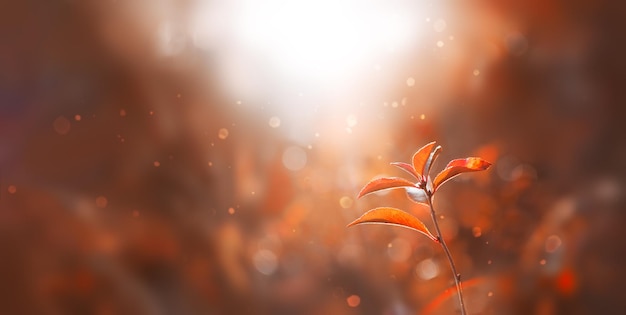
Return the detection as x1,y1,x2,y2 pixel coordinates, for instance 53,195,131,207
1,0,625,314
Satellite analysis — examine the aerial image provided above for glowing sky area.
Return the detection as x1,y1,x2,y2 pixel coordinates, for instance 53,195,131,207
189,0,450,143
194,1,438,90
235,0,412,79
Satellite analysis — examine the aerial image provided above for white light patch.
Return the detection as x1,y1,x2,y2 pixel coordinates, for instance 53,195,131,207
416,258,439,280
253,249,278,275
191,0,441,142
193,0,424,89
346,114,358,127
268,116,281,128
282,146,307,171
235,0,414,81
433,19,447,32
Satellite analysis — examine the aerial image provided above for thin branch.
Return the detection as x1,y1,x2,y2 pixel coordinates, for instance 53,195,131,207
427,195,467,315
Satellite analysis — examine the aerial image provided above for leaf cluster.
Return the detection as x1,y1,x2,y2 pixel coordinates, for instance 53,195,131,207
348,142,492,241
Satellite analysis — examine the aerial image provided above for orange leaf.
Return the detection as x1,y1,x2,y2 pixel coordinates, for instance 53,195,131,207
433,157,492,191
357,177,416,198
423,145,442,177
347,207,437,241
412,142,437,177
390,162,420,180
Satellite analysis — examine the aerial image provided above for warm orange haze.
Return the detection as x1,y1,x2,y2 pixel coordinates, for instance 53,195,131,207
1,0,625,314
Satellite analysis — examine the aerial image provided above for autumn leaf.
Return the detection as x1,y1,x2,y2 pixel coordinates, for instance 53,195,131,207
357,177,417,198
423,145,442,179
349,143,492,315
347,207,437,242
390,162,420,180
412,141,437,176
433,158,492,191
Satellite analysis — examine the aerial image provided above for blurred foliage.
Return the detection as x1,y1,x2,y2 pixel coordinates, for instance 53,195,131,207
1,0,625,314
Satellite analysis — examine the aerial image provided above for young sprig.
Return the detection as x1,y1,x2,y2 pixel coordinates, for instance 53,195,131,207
348,141,491,238
348,142,491,315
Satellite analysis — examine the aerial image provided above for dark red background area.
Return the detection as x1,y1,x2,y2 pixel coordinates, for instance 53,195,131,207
1,1,625,314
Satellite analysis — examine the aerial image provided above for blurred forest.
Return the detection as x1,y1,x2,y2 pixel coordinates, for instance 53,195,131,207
1,0,626,314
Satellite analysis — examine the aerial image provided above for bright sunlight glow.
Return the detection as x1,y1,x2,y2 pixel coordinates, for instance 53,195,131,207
236,0,414,81
191,0,438,143
193,0,427,93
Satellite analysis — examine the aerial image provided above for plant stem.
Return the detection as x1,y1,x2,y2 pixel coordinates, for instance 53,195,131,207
427,195,467,315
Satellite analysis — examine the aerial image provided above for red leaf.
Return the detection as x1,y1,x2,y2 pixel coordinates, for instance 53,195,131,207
347,207,437,241
357,177,416,198
390,162,420,180
412,142,437,177
433,157,492,191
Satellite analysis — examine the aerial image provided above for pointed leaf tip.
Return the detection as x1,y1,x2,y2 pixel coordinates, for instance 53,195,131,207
357,177,417,198
433,157,492,191
423,145,442,177
347,207,437,241
412,142,437,177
